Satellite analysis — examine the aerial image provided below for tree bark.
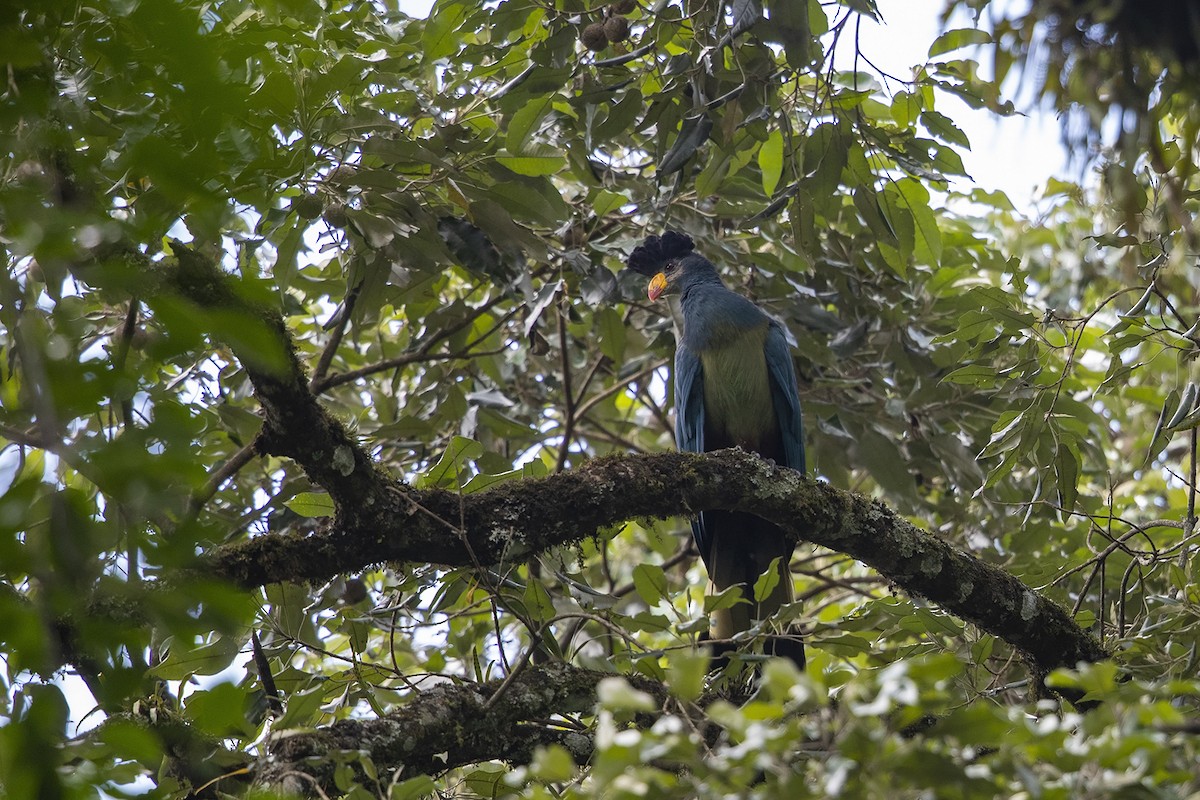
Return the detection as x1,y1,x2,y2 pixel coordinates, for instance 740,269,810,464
256,663,663,794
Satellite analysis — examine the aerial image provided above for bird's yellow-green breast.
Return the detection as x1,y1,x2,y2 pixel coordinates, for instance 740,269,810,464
699,322,777,448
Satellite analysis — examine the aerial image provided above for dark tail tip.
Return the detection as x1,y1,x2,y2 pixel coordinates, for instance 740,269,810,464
697,631,806,673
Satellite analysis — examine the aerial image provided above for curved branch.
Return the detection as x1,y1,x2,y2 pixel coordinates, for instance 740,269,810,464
161,242,392,507
202,448,1107,680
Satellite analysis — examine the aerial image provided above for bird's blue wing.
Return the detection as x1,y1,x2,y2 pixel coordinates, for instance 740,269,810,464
764,321,806,473
674,341,710,555
674,341,705,454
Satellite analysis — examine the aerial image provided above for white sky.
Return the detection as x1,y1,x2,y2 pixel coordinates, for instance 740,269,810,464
843,0,1067,207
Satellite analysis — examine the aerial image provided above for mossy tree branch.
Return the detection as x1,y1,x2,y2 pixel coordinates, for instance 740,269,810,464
256,663,663,794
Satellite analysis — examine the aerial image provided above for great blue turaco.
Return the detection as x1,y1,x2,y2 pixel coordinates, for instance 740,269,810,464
627,231,806,669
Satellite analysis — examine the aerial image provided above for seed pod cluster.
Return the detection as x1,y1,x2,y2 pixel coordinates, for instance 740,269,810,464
579,1,636,51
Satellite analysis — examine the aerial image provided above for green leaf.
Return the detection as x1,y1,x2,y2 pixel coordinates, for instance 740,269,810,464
417,436,484,488
626,610,671,632
463,766,507,799
362,138,447,171
890,91,920,127
523,578,556,622
942,364,997,387
1054,441,1080,514
790,189,818,264
877,189,915,276
933,704,1019,745
151,636,242,680
632,563,669,606
759,128,784,196
705,585,748,613
507,96,555,154
461,460,548,494
596,306,627,362
592,89,644,143
183,682,253,737
496,154,565,176
285,492,335,518
929,28,992,57
802,122,849,202
483,180,567,225
766,0,816,67
694,152,731,199
390,775,437,800
422,0,468,60
676,616,710,634
855,428,914,498
978,412,1028,460
529,744,577,782
1147,388,1180,462
753,557,783,603
895,178,942,265
97,720,165,766
659,114,714,175
920,110,970,148
666,650,710,701
853,187,896,245
838,0,879,19
597,676,657,711
591,189,629,217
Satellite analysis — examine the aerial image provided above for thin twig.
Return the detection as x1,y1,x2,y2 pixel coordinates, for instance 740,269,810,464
554,306,576,473
312,293,506,394
576,418,651,454
1186,427,1198,568
574,358,669,419
309,283,360,391
188,443,258,516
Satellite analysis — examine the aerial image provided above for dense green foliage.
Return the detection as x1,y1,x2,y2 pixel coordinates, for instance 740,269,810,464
2,0,1200,796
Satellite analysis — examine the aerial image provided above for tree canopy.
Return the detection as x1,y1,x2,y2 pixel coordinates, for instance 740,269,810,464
3,0,1200,797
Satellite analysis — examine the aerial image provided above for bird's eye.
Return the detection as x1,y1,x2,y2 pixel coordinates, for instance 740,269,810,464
665,261,677,273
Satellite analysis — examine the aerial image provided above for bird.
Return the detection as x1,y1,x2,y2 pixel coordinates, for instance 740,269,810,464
627,230,806,670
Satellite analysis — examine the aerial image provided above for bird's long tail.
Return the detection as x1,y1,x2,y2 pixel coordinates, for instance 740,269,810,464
705,515,804,669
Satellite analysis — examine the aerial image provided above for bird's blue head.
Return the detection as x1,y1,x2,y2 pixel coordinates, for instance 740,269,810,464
626,231,719,301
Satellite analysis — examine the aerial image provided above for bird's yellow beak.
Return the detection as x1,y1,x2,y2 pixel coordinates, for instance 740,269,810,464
647,272,668,301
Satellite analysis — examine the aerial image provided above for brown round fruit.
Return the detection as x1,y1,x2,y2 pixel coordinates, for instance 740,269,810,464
326,164,358,185
322,203,349,228
292,193,323,220
603,16,630,44
610,0,636,14
581,22,609,51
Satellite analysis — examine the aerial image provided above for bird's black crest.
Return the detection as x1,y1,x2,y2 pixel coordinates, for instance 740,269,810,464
626,231,695,276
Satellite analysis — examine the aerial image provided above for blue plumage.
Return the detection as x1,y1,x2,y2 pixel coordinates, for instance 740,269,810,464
627,231,806,668
763,323,807,473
